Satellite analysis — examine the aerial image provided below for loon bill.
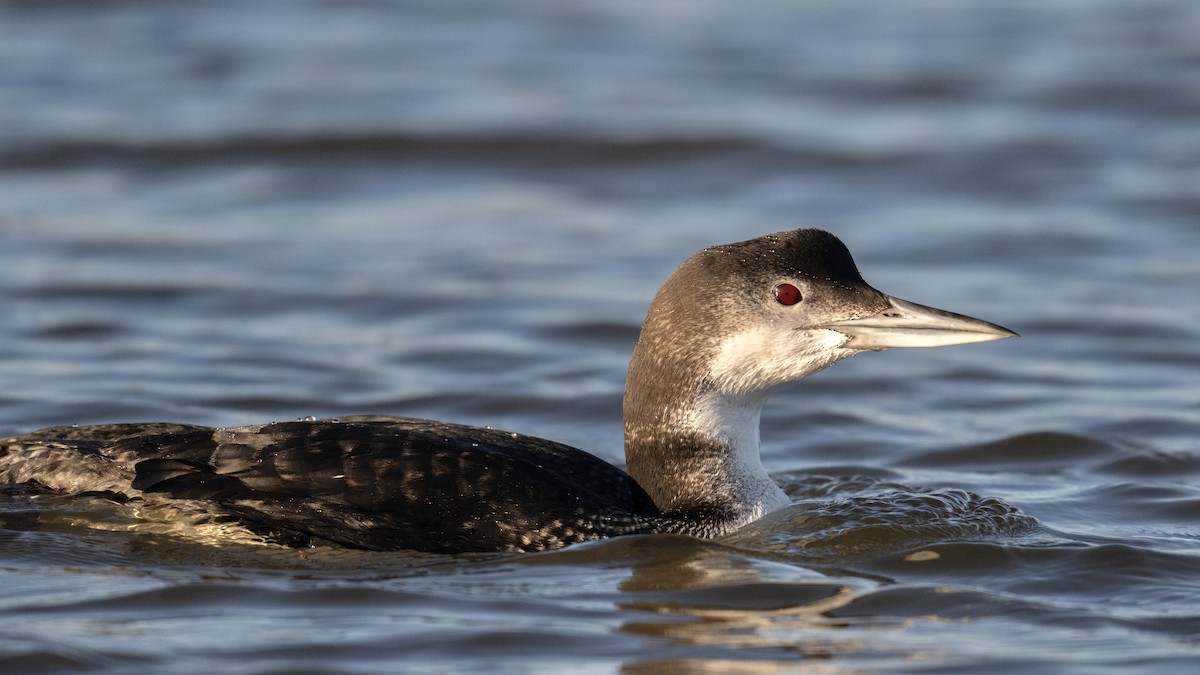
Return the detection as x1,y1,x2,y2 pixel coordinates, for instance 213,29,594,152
0,229,1016,553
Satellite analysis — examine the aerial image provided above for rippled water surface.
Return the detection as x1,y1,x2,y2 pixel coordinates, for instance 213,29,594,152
2,1,1200,672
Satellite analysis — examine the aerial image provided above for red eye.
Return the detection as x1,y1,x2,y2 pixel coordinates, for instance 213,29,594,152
774,283,801,306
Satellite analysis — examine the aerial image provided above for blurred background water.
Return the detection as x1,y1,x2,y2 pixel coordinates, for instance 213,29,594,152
1,0,1199,673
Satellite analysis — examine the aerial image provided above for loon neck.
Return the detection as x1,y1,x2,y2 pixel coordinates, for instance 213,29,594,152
624,384,790,530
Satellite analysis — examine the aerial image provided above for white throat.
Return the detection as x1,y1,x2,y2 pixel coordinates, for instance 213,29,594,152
679,388,792,526
677,325,856,527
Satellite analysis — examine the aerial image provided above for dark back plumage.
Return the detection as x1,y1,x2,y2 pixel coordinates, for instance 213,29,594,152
3,417,663,552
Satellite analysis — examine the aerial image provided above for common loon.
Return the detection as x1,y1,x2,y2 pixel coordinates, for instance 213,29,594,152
0,229,1015,553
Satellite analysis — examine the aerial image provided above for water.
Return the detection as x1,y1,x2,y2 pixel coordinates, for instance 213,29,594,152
1,0,1199,672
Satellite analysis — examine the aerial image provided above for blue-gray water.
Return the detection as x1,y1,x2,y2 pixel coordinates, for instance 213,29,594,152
2,1,1199,672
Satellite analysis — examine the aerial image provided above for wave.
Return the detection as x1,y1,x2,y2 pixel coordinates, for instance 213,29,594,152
0,131,922,170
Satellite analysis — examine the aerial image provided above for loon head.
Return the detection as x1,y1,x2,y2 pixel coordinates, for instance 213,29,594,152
623,228,1015,525
686,228,1015,395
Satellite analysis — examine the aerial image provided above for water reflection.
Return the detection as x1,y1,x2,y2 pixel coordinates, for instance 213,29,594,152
582,538,888,670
